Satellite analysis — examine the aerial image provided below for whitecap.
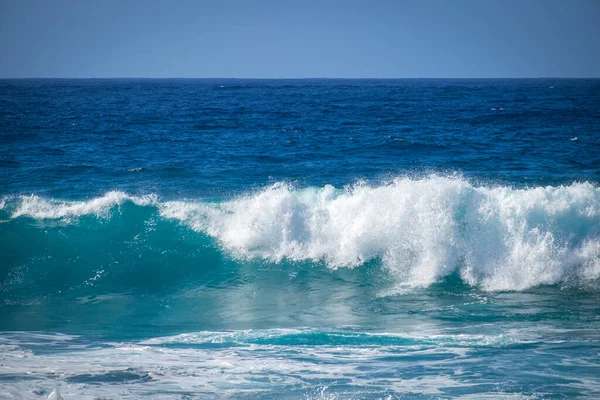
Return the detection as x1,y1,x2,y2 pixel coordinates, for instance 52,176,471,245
160,176,600,291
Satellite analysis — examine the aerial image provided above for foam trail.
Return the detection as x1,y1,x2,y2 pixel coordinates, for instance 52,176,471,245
160,176,600,290
139,328,523,348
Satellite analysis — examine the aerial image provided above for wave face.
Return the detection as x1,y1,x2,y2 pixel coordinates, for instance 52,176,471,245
3,176,600,292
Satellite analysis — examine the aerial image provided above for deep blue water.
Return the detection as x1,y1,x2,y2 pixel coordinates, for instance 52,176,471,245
1,79,600,399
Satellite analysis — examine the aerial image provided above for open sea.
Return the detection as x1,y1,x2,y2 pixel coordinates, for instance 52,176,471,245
1,79,600,399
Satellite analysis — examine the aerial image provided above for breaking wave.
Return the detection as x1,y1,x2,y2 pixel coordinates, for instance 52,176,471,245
4,175,600,291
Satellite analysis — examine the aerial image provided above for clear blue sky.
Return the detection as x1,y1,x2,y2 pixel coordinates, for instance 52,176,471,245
0,0,598,78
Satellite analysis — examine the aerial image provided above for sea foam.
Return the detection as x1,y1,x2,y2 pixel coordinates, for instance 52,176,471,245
160,176,600,290
11,191,157,220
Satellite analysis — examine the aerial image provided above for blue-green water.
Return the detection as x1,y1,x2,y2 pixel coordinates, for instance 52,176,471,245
1,79,600,399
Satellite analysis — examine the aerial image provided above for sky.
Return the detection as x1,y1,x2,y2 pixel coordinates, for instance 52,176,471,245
0,0,599,78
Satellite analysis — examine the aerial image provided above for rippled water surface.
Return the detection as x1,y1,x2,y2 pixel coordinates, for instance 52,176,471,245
1,79,600,399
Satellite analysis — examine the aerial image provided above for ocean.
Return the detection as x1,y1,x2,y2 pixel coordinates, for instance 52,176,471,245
1,79,599,399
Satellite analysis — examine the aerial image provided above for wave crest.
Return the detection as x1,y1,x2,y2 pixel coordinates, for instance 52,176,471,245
10,191,157,219
160,177,600,290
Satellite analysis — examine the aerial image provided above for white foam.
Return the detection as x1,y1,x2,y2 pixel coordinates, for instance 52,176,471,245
160,176,600,291
0,330,534,399
1,329,597,399
140,328,522,348
11,191,157,220
47,388,63,400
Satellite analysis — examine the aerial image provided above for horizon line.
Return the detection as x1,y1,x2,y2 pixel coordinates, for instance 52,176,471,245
1,76,600,80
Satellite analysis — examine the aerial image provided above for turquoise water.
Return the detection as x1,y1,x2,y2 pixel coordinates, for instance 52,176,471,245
1,79,600,399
